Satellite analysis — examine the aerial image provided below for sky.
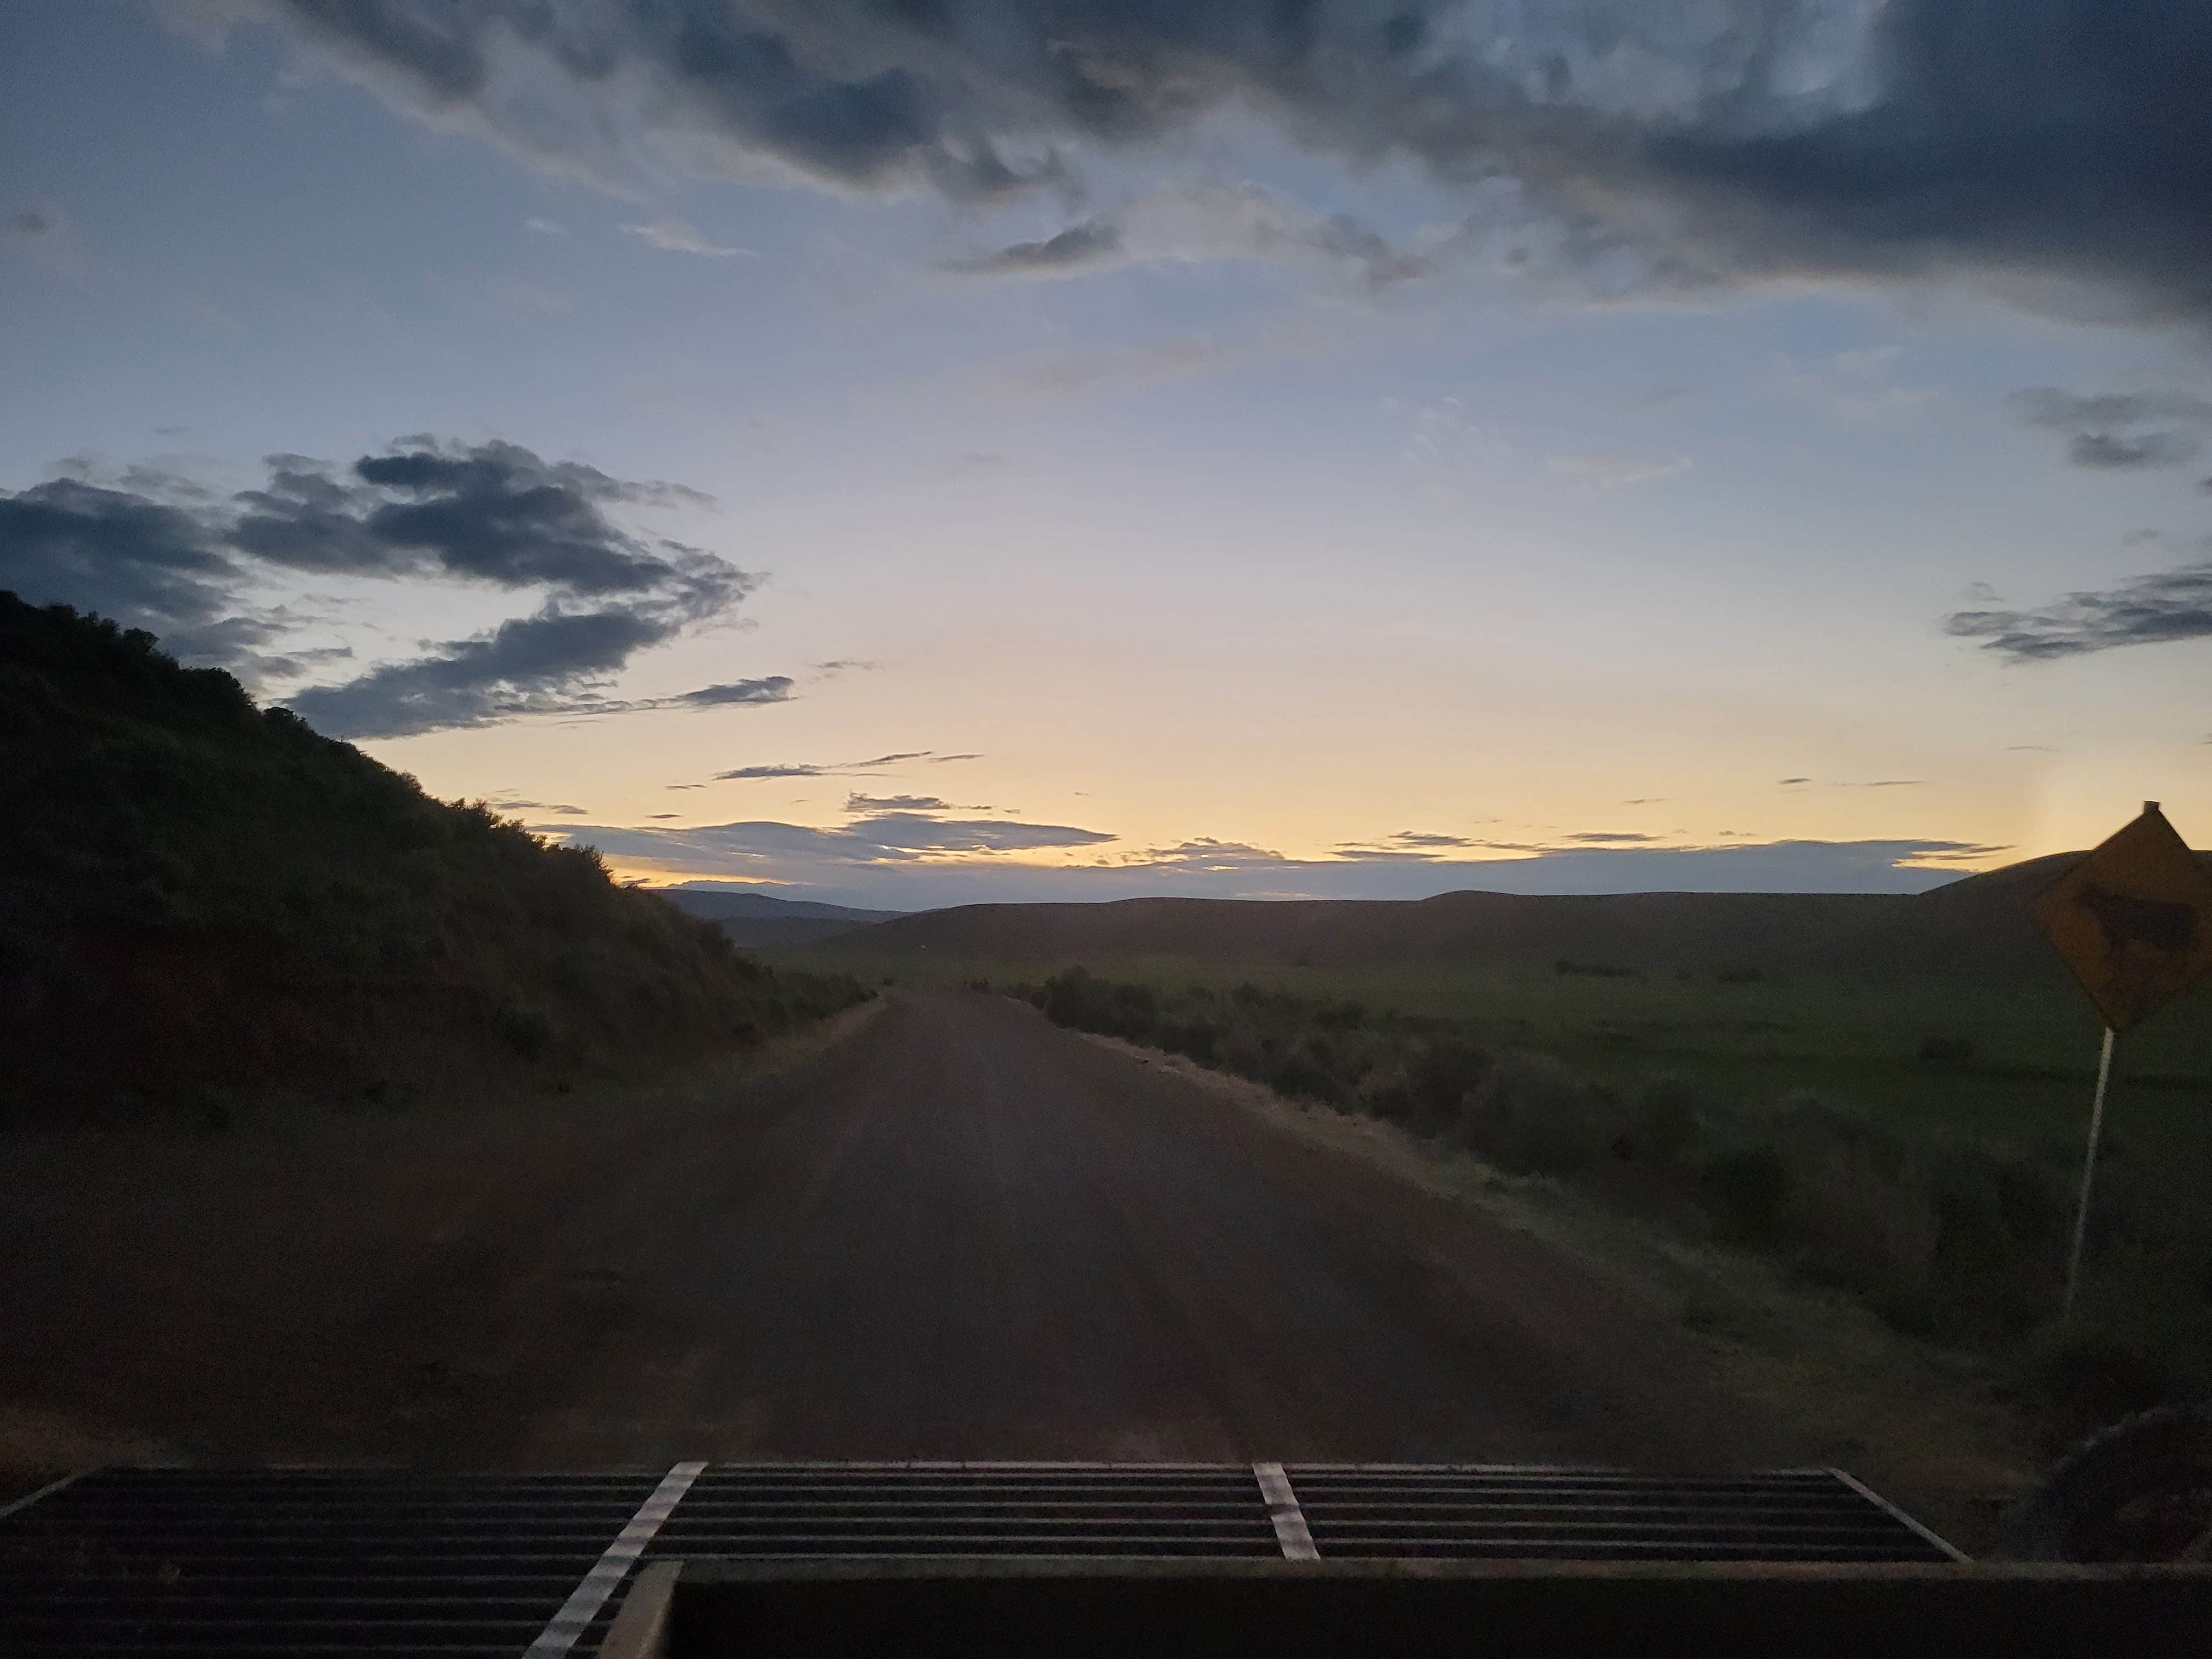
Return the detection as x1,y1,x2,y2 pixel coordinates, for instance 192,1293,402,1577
4,1,2210,910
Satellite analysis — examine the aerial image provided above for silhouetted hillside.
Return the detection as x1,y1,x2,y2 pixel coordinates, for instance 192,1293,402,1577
821,854,2206,981
0,593,867,1120
660,886,901,946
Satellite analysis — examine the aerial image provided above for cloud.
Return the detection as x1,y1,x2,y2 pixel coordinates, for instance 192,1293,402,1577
848,813,1113,855
524,216,568,236
7,203,84,272
674,676,793,707
710,750,941,781
0,476,246,637
944,183,1430,290
191,2,2212,325
1562,831,1661,843
622,218,756,258
2067,432,2200,471
1946,561,2212,661
845,793,952,813
1778,777,1810,786
230,437,720,591
286,605,674,737
2012,390,2212,430
946,219,1121,277
1332,830,1485,859
0,437,752,731
1547,453,1692,490
2010,388,2212,471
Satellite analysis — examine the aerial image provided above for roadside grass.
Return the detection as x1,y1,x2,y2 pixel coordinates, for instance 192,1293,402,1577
776,945,2212,1170
1072,1028,2039,1551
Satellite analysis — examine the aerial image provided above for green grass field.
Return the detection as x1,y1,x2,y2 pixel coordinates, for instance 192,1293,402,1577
769,945,2212,1168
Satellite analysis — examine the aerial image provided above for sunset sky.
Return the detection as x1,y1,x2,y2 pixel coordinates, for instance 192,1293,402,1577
6,2,2210,909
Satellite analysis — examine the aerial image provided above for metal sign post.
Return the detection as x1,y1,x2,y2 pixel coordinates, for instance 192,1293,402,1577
2062,1026,2116,1321
2029,802,2212,1323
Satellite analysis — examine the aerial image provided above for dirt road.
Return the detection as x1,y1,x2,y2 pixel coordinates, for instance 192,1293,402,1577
1,991,1810,1489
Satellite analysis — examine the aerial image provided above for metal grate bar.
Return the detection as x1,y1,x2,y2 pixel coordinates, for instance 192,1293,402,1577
0,1460,1960,1652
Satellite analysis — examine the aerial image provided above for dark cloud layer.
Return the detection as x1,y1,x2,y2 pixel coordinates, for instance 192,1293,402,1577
1947,561,2212,661
230,437,724,595
0,437,767,737
287,606,668,737
0,477,246,634
208,1,2212,320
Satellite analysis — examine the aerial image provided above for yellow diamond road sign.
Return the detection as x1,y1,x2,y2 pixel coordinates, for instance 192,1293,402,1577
2030,803,2212,1032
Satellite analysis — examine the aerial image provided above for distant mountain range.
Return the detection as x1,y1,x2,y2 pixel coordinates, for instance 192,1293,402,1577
659,886,905,946
794,851,2212,982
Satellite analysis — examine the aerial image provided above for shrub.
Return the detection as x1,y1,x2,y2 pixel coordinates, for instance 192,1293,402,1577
1409,1037,1490,1130
1461,1052,1621,1175
1917,1035,1978,1066
1767,1094,1938,1305
1627,1076,1717,1165
1272,1048,1350,1108
1700,1144,1792,1243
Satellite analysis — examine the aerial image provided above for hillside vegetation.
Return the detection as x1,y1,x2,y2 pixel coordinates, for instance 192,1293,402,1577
0,592,867,1122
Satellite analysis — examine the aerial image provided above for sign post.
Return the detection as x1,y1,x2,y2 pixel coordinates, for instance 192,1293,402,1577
2060,1026,2114,1321
2028,802,2212,1321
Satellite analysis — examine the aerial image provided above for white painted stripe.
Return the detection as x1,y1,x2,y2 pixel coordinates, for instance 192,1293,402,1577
1824,1466,1972,1562
1253,1462,1318,1561
524,1460,706,1657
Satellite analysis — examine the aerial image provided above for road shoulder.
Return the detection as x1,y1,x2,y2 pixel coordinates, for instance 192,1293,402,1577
1064,1016,2038,1554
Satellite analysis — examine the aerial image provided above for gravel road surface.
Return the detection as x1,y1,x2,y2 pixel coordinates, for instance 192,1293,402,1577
1,991,1809,1486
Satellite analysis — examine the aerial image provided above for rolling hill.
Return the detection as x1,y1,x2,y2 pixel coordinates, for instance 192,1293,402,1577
659,886,902,946
0,592,867,1120
814,855,2200,982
